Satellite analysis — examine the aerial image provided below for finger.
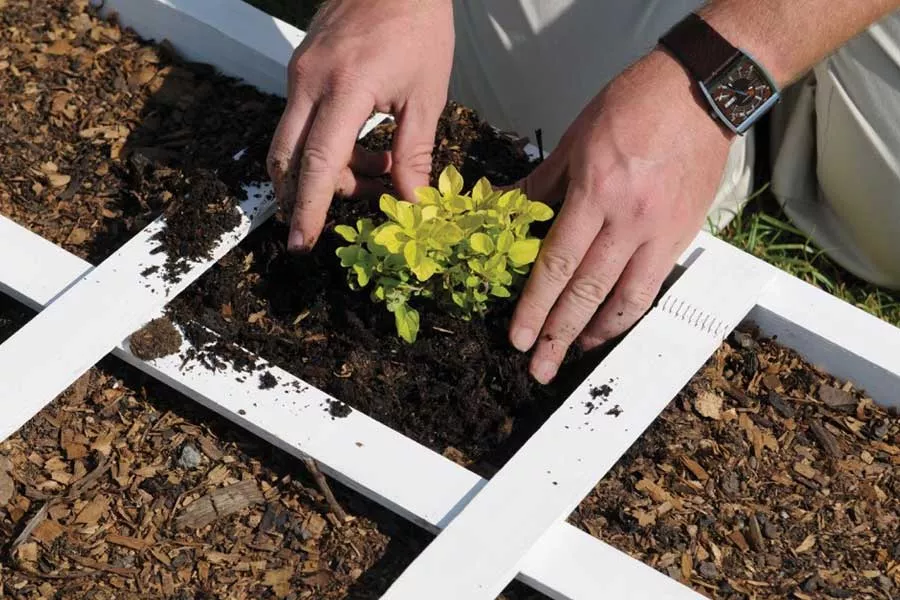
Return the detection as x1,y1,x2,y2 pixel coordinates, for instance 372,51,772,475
390,98,443,201
334,165,390,199
267,91,315,218
350,145,392,177
528,228,635,384
290,91,375,251
508,182,603,353
579,242,675,348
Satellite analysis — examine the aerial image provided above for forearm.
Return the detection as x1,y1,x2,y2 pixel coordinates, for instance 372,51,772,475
698,0,900,86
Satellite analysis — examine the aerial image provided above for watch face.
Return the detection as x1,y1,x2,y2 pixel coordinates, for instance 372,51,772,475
707,56,775,128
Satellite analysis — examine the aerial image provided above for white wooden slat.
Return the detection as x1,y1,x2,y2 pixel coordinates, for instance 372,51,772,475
0,214,703,600
382,248,778,599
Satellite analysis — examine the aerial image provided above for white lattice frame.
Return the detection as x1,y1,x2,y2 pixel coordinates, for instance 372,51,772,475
0,2,898,598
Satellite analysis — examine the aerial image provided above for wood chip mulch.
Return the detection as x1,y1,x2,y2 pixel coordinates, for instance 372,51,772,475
573,325,900,599
0,297,545,599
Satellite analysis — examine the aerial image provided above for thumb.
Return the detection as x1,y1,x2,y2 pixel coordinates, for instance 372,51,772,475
390,98,443,202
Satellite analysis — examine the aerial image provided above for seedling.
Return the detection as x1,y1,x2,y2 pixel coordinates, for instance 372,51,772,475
335,165,554,343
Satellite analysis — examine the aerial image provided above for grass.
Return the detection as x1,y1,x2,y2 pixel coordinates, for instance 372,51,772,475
716,185,900,326
241,0,900,328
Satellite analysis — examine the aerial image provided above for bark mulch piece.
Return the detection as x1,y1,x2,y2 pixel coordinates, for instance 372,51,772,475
572,325,900,599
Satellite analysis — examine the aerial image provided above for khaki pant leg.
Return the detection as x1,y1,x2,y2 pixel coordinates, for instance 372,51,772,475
770,11,900,289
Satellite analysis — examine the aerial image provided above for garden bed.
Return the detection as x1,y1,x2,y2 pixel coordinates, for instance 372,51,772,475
2,1,899,598
572,325,899,598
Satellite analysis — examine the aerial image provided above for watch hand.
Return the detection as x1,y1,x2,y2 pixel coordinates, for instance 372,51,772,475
726,84,749,98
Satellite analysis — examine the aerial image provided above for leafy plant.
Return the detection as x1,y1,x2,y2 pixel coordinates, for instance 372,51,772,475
334,165,554,343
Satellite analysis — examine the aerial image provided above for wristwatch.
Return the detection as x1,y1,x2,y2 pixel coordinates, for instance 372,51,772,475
659,13,780,135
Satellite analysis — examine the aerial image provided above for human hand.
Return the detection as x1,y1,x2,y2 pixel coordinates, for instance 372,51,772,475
267,0,455,252
508,49,735,384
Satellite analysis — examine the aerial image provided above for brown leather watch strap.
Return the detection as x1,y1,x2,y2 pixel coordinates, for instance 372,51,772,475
659,13,742,85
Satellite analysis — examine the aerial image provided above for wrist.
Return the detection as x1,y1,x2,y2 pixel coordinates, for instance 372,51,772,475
642,47,738,143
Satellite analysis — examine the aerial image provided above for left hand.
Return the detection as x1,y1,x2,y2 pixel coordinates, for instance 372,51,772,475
508,48,736,384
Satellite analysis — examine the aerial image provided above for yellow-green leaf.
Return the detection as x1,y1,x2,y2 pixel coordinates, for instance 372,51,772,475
457,214,484,233
403,240,422,268
491,284,511,298
496,230,514,253
396,201,415,229
394,304,420,344
334,225,357,242
412,258,438,281
469,232,494,255
373,223,404,253
471,177,492,205
527,201,554,221
439,165,464,197
415,186,441,205
508,238,540,266
379,194,399,220
421,204,439,222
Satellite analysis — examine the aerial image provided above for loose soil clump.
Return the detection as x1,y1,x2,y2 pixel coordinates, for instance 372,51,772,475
128,316,183,360
573,325,900,599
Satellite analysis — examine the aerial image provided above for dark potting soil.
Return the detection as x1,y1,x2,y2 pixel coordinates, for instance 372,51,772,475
128,316,183,360
168,102,592,470
150,169,243,283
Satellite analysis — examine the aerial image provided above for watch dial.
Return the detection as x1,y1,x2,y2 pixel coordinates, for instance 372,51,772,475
709,58,774,127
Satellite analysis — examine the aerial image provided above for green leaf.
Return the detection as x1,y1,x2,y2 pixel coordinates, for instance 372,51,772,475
335,245,361,267
527,201,554,221
469,232,494,255
403,240,423,268
439,165,464,197
508,238,540,266
379,194,399,221
394,304,420,344
334,225,357,242
465,275,480,289
451,291,466,308
496,230,514,253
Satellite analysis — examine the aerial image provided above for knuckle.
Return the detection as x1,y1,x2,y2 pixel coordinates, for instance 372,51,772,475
300,145,335,177
539,250,579,284
620,286,656,317
567,274,613,307
326,66,362,94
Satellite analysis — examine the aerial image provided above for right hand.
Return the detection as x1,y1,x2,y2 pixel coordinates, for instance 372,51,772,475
267,0,455,252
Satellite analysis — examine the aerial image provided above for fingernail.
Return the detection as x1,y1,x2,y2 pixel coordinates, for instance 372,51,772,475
510,327,536,352
287,230,305,252
532,360,558,385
